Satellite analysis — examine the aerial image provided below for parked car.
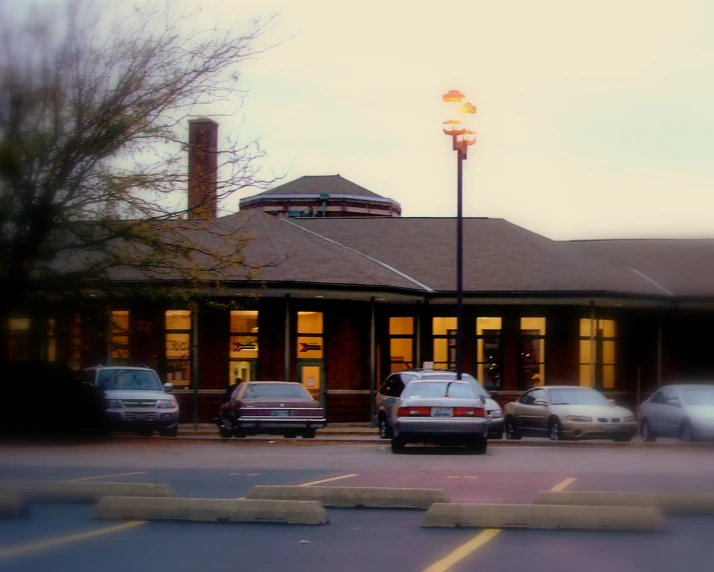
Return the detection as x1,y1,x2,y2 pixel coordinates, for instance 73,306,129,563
216,381,326,439
388,380,488,454
638,384,714,442
84,366,179,437
375,369,503,440
503,385,637,442
1,363,112,441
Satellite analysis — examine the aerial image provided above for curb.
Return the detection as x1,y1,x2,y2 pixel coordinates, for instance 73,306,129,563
422,503,666,531
0,492,27,518
93,496,329,525
533,490,714,515
0,482,176,503
246,485,449,509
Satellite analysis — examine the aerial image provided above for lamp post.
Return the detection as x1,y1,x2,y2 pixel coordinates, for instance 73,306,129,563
442,90,476,381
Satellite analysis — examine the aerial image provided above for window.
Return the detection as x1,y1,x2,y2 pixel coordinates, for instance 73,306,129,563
379,374,405,397
432,317,457,369
8,317,30,362
389,317,414,373
520,390,536,405
579,319,616,389
242,383,311,399
650,390,667,404
477,317,502,390
297,312,323,359
109,311,130,365
519,318,546,389
229,311,258,384
166,310,191,387
403,381,475,399
97,368,162,391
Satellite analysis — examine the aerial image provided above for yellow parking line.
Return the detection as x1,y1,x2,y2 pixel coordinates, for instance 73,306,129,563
229,473,242,476
67,471,146,482
423,529,501,572
296,473,359,487
550,478,576,492
464,476,478,480
0,521,146,560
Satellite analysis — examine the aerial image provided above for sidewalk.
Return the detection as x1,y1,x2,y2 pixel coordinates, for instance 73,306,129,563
179,423,378,436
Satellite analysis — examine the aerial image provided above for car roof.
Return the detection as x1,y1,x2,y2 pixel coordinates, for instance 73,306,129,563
244,381,304,386
662,384,714,389
86,366,155,371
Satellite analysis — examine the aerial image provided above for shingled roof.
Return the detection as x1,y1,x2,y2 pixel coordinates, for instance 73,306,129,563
247,175,386,199
63,211,714,300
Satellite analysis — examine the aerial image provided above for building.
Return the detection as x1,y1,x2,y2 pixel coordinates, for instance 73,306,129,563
6,120,714,423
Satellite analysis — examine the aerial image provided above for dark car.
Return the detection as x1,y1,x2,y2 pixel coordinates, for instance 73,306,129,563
216,381,326,439
0,363,112,442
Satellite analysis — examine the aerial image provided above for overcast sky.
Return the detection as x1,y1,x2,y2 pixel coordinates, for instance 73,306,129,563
45,0,714,239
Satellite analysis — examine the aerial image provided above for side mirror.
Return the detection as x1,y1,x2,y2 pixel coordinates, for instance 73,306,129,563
533,398,548,406
164,383,174,392
479,395,487,404
490,392,500,401
608,399,616,405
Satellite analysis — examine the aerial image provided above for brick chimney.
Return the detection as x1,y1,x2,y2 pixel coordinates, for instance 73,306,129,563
188,117,218,220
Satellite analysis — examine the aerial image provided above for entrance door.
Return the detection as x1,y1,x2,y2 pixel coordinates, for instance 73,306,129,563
229,360,256,384
299,361,325,407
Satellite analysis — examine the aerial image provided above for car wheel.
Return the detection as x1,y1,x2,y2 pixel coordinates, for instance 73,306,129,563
219,426,233,439
378,415,393,439
640,418,656,442
159,427,178,437
284,433,297,439
680,420,696,443
234,431,246,438
391,436,406,454
489,430,504,440
548,418,563,441
303,429,316,439
469,437,488,455
137,429,153,437
504,416,522,440
613,434,632,443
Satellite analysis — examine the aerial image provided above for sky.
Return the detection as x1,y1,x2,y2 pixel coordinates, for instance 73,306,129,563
33,0,714,240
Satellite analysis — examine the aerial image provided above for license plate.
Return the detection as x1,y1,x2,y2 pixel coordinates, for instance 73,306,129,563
272,410,291,417
133,413,146,421
431,407,453,418
604,424,618,432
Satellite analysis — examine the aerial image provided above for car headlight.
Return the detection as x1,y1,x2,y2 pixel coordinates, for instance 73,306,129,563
107,399,123,409
566,415,592,422
157,399,177,409
624,416,636,422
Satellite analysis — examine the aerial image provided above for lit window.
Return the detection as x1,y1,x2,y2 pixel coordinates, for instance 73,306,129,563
579,319,616,389
520,318,546,389
229,311,258,384
389,317,414,373
166,311,191,387
477,317,502,390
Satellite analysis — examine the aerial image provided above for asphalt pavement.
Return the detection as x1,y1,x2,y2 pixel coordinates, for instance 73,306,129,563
2,441,714,572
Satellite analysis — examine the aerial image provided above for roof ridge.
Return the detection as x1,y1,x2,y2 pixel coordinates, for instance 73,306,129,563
281,219,434,292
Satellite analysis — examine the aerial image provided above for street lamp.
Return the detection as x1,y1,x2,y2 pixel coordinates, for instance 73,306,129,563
442,89,476,381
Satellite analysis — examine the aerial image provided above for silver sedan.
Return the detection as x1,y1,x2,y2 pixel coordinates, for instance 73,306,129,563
638,384,714,442
389,380,488,454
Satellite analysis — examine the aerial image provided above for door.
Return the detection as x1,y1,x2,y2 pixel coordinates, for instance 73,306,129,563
517,388,548,436
299,361,325,408
647,389,668,434
228,360,256,385
659,386,685,437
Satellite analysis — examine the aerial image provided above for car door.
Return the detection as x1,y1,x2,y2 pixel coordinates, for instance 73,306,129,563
512,390,540,436
529,388,550,435
378,374,405,420
646,389,669,435
660,386,685,437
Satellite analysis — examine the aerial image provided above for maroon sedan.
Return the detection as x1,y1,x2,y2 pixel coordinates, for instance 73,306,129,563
216,381,326,439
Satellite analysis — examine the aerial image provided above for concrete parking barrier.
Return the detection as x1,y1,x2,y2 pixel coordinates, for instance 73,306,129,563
422,503,666,531
93,497,329,525
0,492,27,518
246,485,449,509
0,482,176,503
533,490,714,515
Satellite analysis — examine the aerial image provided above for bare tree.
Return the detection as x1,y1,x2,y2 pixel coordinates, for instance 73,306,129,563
0,0,281,322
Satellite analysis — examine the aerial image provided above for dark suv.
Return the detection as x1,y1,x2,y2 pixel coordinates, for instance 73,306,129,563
375,369,504,440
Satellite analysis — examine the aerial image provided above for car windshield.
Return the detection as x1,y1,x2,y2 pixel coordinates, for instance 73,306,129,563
97,369,162,391
243,384,311,399
419,373,488,397
402,382,476,399
549,388,610,406
682,387,714,406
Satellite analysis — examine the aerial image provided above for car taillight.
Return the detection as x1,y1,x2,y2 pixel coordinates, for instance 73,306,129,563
454,407,485,417
397,407,431,417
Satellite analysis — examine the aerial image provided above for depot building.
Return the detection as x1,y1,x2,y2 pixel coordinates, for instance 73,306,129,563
7,119,714,423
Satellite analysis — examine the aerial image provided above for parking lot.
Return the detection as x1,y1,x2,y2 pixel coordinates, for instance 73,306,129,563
2,441,714,572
